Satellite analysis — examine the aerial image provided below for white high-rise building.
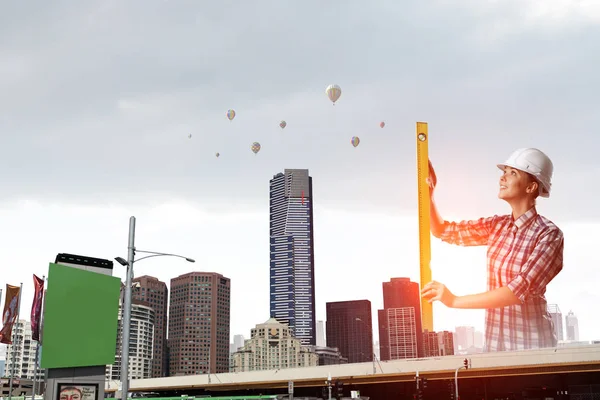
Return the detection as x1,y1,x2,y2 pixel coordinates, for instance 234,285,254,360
106,302,155,381
5,320,44,380
565,310,580,341
232,318,318,372
454,326,475,351
233,334,245,352
316,320,326,347
548,304,564,341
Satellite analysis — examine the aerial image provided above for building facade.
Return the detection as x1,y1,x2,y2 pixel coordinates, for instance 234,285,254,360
316,320,326,347
269,169,316,346
168,272,231,376
454,326,475,352
231,318,318,372
565,310,579,341
306,346,348,365
326,300,373,363
232,334,245,353
133,275,169,377
548,304,564,341
378,278,424,359
106,301,155,381
379,307,419,360
5,320,43,380
423,330,455,357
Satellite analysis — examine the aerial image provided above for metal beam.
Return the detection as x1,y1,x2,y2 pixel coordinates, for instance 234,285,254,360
130,361,600,392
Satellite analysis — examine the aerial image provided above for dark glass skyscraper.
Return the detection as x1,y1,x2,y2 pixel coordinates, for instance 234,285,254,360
269,169,316,346
326,300,373,363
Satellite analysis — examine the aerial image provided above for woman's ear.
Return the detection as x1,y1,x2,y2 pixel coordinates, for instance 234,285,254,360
527,179,539,195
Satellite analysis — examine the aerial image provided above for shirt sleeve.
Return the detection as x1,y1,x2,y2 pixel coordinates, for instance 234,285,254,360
507,226,564,303
439,215,498,247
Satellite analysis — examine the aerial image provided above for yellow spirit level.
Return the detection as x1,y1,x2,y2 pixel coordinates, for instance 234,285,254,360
416,122,433,332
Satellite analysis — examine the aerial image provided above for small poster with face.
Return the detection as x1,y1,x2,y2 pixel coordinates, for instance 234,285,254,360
57,383,98,400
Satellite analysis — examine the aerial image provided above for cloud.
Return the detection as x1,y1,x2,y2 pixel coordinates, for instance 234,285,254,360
0,1,598,348
0,0,597,221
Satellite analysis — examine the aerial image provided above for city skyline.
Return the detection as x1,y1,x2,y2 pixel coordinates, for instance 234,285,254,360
0,311,588,367
0,248,597,354
1,1,599,352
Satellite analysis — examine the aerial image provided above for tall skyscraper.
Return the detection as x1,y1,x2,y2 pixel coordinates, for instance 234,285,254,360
548,304,564,341
326,300,373,363
168,272,231,376
565,310,579,341
133,275,168,377
269,169,316,346
378,278,424,359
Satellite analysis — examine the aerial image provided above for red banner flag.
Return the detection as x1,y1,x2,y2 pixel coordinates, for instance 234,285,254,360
31,275,44,341
0,284,21,344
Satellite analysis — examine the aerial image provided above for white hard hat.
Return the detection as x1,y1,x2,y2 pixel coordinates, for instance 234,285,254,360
497,148,554,198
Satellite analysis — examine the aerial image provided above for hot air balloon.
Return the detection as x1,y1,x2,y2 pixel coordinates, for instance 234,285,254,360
280,120,287,129
251,142,261,154
351,136,360,147
380,121,385,128
215,152,220,158
226,109,236,121
325,84,341,105
188,133,192,138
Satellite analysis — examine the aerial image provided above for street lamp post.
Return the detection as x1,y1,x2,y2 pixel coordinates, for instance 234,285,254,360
115,216,195,400
355,317,376,374
455,358,471,399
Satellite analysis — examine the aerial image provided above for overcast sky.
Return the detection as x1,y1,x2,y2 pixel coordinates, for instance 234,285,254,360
1,0,599,352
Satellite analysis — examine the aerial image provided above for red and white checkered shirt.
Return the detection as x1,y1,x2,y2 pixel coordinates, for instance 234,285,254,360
439,207,564,352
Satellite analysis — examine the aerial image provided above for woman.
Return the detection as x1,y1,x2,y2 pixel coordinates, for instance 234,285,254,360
421,148,564,352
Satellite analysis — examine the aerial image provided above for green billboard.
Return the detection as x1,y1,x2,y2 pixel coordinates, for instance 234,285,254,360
40,262,121,369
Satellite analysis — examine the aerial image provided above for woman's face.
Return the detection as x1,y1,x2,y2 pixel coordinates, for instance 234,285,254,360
498,166,538,201
60,389,82,400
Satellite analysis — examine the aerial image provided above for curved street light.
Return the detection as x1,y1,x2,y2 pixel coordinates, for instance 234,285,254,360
115,216,194,400
355,317,377,374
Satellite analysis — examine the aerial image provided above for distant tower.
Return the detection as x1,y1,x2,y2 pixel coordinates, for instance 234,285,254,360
454,326,475,352
565,310,579,341
233,334,245,352
547,304,564,341
316,320,326,347
269,169,316,346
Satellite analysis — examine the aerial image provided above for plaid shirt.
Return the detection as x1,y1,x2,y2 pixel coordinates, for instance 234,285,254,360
439,207,564,352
